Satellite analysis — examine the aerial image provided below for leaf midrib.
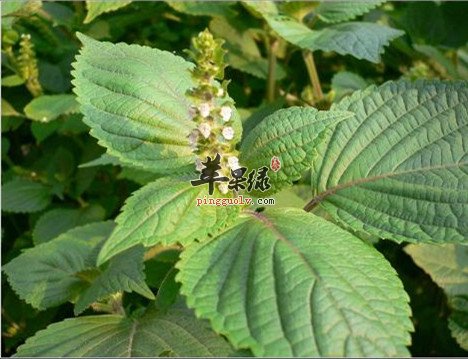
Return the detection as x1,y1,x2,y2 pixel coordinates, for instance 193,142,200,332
304,161,467,211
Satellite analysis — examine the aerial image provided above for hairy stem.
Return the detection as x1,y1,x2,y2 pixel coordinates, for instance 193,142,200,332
266,38,279,102
303,50,323,102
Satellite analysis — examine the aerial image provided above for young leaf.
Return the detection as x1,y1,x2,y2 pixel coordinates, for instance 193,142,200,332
32,205,106,245
307,80,468,244
15,304,235,357
405,243,468,350
240,107,353,196
74,245,155,315
331,71,369,102
2,178,52,213
3,222,114,310
97,177,240,265
2,98,23,117
3,222,154,312
177,208,412,356
167,1,236,17
72,33,197,174
84,0,132,24
315,0,386,24
24,94,79,122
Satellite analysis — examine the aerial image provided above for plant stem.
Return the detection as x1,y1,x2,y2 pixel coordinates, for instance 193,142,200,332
266,38,279,103
303,50,323,102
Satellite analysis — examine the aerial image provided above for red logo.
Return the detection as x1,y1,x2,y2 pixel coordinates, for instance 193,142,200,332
270,156,281,172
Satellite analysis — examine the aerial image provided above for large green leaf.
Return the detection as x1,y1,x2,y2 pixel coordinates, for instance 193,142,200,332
72,33,196,174
3,222,154,312
263,15,403,63
240,107,352,196
308,80,468,244
84,0,132,24
405,243,468,350
32,205,106,245
24,94,79,122
2,178,52,213
15,303,235,357
315,0,386,23
97,177,239,265
177,208,412,356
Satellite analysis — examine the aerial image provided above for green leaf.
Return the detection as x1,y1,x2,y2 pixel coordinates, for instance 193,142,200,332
210,17,286,80
30,121,61,143
308,80,468,244
242,1,278,17
3,221,153,312
74,245,155,315
1,98,22,117
2,178,52,213
78,153,121,168
84,0,132,24
167,1,236,17
32,205,106,245
405,243,468,350
264,15,403,63
24,94,79,122
448,295,468,351
177,208,412,356
97,177,239,265
302,21,403,63
15,303,235,357
3,222,114,309
316,0,386,23
405,243,468,297
240,107,352,196
72,33,197,174
2,74,25,87
331,71,369,102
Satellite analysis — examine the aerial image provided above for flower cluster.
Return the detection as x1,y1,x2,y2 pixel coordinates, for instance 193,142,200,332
186,30,240,194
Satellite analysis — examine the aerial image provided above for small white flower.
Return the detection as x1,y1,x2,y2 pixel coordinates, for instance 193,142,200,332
227,156,240,170
222,126,234,140
188,130,198,150
188,106,197,120
220,106,232,122
218,182,229,194
217,88,224,97
195,158,204,172
198,122,211,139
199,103,210,118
